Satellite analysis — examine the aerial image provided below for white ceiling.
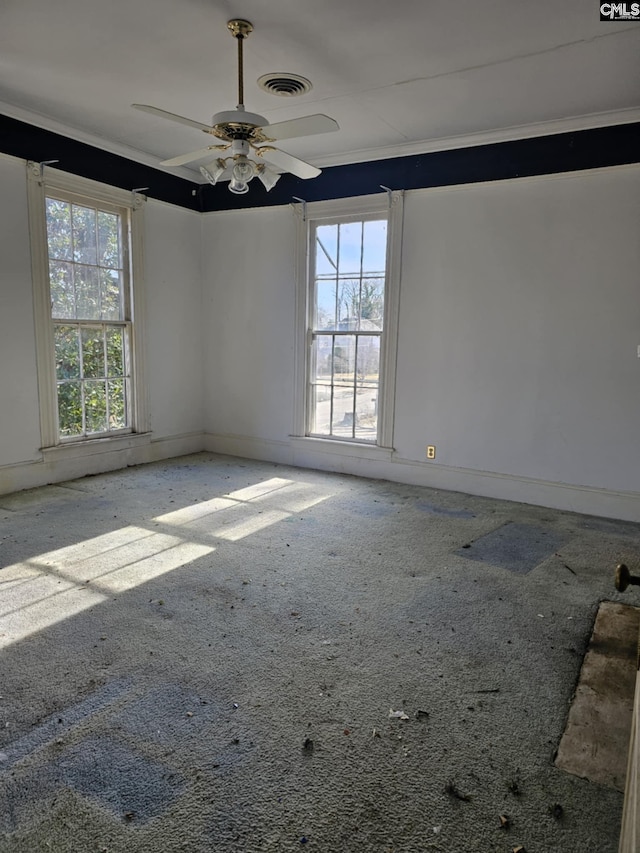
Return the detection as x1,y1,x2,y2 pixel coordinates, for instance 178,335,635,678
1,0,639,180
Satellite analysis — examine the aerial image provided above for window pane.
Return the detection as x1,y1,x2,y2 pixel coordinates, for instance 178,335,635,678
360,278,385,329
356,335,380,442
85,380,107,433
108,379,127,429
337,280,360,328
314,336,333,382
354,385,378,441
337,222,362,276
75,266,101,320
106,327,125,377
356,335,380,385
100,269,123,320
333,335,355,389
362,220,387,274
72,205,97,265
49,260,75,319
310,383,332,436
54,325,80,381
315,279,336,330
315,224,337,276
57,382,82,437
331,390,355,437
46,199,73,261
81,327,105,379
98,211,121,268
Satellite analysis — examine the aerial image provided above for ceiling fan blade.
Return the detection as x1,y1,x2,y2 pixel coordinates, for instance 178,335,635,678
260,114,339,142
161,146,228,167
132,104,212,133
257,147,321,180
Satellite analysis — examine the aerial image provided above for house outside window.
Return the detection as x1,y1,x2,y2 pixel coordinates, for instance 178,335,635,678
27,164,148,454
294,192,403,452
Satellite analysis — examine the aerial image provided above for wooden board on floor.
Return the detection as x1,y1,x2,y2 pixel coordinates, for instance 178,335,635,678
555,600,640,792
618,656,640,853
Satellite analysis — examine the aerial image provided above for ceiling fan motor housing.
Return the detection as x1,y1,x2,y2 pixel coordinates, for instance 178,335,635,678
231,139,251,157
210,109,270,142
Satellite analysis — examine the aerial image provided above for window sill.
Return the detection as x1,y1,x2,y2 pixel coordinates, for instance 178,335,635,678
41,432,152,462
289,435,393,462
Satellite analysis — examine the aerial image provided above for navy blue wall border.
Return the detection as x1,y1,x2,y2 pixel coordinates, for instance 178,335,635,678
1,112,638,212
0,113,201,211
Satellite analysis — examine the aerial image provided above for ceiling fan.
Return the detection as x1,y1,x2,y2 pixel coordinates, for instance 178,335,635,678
132,19,339,194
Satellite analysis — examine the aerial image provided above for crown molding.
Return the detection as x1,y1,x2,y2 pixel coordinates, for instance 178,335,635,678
0,99,197,182
314,107,640,168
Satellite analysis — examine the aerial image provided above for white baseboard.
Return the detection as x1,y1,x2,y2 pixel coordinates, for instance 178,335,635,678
0,432,205,496
204,431,640,522
147,432,205,461
203,432,291,464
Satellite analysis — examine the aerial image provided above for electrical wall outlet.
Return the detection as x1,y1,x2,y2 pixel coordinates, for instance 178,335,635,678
426,445,436,460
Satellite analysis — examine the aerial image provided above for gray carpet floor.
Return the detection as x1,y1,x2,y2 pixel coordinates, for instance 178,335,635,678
0,452,639,852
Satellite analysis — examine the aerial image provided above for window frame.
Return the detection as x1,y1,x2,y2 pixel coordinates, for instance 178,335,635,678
293,191,403,452
27,162,149,454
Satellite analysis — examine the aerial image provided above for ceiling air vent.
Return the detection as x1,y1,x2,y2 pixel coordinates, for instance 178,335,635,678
257,73,312,97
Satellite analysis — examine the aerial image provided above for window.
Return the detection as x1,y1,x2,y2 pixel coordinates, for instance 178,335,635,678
294,192,403,450
310,218,386,441
46,196,131,439
28,164,148,452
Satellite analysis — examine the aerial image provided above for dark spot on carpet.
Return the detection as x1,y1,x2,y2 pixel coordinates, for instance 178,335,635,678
457,523,568,574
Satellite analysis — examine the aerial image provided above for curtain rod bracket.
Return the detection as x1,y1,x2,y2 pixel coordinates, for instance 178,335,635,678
38,159,60,177
380,185,393,207
292,196,307,222
131,188,149,209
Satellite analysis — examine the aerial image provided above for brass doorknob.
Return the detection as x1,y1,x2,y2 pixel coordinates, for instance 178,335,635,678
615,563,640,592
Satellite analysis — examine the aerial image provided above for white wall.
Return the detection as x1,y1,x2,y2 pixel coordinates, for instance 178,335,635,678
202,166,640,520
0,155,42,469
396,167,640,493
201,207,297,442
144,200,203,440
0,160,205,493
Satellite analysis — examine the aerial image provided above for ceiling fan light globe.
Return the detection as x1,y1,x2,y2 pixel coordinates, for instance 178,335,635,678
229,178,250,194
232,157,255,183
257,165,281,192
200,159,226,185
